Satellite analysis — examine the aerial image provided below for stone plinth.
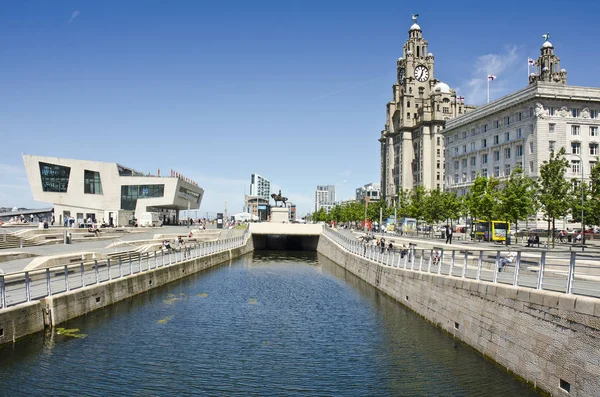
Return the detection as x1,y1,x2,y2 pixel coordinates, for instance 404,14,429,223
270,207,290,223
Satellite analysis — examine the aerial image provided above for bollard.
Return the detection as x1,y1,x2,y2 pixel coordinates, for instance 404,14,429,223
64,265,70,292
81,262,86,288
46,268,52,296
25,272,31,302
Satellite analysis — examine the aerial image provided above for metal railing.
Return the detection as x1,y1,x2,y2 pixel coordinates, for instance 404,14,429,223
0,231,249,309
322,227,600,298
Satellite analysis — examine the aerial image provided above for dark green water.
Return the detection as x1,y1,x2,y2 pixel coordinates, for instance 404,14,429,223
0,251,543,396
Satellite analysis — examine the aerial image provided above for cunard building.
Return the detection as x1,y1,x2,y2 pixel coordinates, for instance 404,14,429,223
379,15,475,205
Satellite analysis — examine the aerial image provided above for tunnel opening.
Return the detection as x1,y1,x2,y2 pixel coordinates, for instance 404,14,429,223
252,234,320,251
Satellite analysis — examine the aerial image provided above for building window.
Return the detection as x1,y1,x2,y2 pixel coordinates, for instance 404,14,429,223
572,142,581,155
437,137,441,145
505,164,511,176
482,168,488,177
463,145,467,153
84,170,103,195
443,107,450,113
529,161,534,173
437,160,441,169
590,143,599,156
493,166,500,177
571,160,581,174
482,153,488,164
590,161,597,171
504,148,511,159
493,120,499,128
454,147,459,155
493,135,499,145
482,138,487,148
121,184,165,211
549,124,555,134
39,162,71,193
529,107,534,117
516,145,523,157
454,161,459,170
471,142,476,151
518,112,522,121
529,142,534,154
483,124,488,132
590,127,598,137
462,158,467,168
471,170,476,180
462,172,467,182
407,101,411,107
454,174,459,184
549,141,555,151
517,128,523,138
470,156,476,166
504,116,510,125
572,125,580,136
591,110,597,119
572,108,579,117
462,131,467,139
505,132,510,142
494,151,500,161
437,148,441,157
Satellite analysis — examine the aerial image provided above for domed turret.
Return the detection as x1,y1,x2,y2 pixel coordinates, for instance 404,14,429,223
434,82,451,94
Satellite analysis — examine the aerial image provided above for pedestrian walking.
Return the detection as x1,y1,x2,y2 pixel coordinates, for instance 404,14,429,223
445,225,453,244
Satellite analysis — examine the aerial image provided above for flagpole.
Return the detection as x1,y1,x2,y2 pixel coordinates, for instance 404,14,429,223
487,76,490,104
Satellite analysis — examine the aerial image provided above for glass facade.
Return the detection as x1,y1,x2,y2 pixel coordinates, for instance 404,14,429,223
121,184,165,210
84,170,103,194
39,162,71,192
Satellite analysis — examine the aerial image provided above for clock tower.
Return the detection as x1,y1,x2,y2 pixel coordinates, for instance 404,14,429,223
380,15,473,205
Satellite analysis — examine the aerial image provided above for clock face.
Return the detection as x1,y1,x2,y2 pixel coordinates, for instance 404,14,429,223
414,65,429,82
398,68,405,83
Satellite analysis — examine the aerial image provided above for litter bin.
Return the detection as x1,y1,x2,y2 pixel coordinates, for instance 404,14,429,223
441,231,446,239
66,233,72,244
567,235,572,243
506,236,511,245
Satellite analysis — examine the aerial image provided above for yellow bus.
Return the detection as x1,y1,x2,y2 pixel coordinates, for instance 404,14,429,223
474,220,509,242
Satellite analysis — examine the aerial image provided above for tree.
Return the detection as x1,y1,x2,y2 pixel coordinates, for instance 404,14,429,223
407,186,427,234
442,190,463,226
466,175,500,242
587,159,600,227
496,166,537,245
396,188,412,219
422,189,445,236
538,147,571,247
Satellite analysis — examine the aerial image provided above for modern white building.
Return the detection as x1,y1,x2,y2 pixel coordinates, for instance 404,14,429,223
315,185,336,212
355,183,381,203
22,155,204,227
443,37,599,198
250,174,271,201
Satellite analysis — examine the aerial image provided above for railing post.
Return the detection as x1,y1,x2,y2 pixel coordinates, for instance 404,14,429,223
0,275,6,308
155,251,158,268
427,249,433,273
119,257,123,279
169,251,173,265
138,254,142,273
64,265,70,292
129,253,133,275
94,260,100,284
512,252,521,286
146,252,150,270
419,249,424,271
45,268,53,296
462,252,468,278
566,251,576,294
438,250,443,275
410,249,415,270
80,263,86,288
476,251,483,281
492,251,500,283
536,252,546,290
161,250,165,267
449,251,455,276
107,258,112,280
25,272,31,302
376,249,380,263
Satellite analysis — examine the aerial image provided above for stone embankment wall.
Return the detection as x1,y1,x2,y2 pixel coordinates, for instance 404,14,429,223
0,238,254,346
317,235,600,397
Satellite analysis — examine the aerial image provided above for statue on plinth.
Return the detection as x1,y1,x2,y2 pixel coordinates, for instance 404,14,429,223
270,190,288,207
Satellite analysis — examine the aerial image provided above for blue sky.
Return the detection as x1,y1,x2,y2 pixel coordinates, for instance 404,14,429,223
1,0,599,217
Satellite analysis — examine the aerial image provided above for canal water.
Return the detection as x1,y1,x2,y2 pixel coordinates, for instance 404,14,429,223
0,251,543,397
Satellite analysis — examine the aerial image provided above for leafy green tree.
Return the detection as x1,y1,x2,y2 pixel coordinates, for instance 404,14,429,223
407,186,427,233
367,200,393,225
442,190,463,226
396,188,412,219
587,159,600,227
465,175,500,242
538,147,571,247
496,166,537,245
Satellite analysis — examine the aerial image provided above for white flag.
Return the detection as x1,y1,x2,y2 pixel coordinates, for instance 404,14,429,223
488,75,497,81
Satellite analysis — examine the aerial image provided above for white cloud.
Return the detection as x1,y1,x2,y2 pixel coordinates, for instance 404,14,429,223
68,10,80,24
462,45,519,105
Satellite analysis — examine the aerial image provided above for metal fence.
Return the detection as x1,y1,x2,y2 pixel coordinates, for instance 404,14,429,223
0,231,249,309
322,227,600,298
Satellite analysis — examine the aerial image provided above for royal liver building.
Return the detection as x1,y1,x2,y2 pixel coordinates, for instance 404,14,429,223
379,16,475,205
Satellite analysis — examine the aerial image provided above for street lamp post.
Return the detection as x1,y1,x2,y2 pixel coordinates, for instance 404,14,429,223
570,152,585,251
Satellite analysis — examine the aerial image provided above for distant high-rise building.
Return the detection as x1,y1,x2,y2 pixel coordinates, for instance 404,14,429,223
250,174,271,201
355,183,381,203
315,185,336,212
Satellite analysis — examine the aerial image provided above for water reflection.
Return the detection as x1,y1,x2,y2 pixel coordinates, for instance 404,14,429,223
0,251,542,397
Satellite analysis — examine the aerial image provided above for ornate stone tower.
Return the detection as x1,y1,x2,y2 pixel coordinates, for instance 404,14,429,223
380,15,468,205
529,33,567,85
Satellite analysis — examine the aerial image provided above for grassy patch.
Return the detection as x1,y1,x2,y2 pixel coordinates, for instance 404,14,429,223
56,328,87,339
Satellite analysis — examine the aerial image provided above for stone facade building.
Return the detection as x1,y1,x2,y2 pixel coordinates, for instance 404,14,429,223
379,16,475,205
443,37,600,199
